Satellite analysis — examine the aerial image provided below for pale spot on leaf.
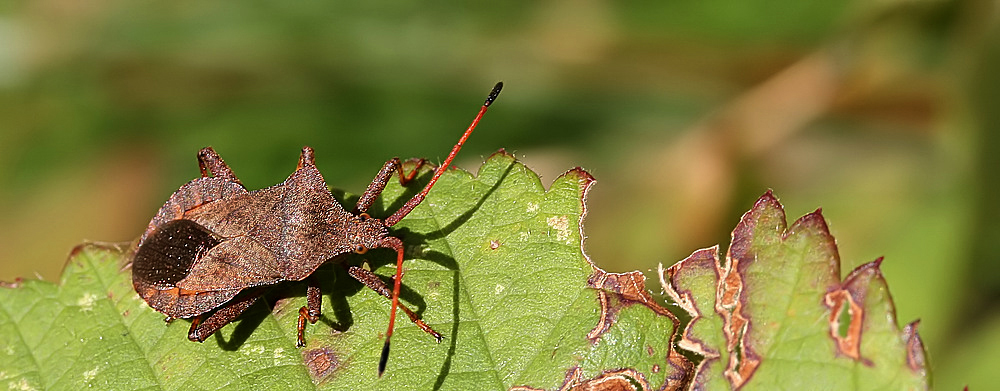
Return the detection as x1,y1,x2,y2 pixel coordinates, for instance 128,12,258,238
82,366,99,382
9,378,35,391
77,293,98,312
546,215,571,242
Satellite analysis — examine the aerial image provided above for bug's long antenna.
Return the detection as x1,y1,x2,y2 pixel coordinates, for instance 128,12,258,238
383,81,503,227
378,82,502,377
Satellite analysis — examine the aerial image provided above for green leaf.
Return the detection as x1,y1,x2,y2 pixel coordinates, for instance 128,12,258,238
0,152,684,390
661,191,929,390
0,154,931,390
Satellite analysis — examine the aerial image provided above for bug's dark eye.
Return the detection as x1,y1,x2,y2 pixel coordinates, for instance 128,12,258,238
355,245,368,254
359,213,370,222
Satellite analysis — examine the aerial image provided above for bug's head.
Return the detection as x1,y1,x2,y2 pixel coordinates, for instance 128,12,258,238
347,212,393,255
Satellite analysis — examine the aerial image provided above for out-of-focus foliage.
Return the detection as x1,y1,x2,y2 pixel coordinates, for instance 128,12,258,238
0,0,995,389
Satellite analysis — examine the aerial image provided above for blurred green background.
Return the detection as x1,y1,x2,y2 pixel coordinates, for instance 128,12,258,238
0,0,997,388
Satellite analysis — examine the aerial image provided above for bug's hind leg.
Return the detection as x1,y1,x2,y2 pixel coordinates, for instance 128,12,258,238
296,277,322,347
187,289,263,342
197,147,240,183
296,146,316,170
345,265,442,342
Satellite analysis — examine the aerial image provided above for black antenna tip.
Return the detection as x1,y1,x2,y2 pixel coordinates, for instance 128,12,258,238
484,81,503,107
378,339,391,377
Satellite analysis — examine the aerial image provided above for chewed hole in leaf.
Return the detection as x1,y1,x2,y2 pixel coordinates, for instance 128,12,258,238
836,298,852,339
825,288,864,361
626,375,643,390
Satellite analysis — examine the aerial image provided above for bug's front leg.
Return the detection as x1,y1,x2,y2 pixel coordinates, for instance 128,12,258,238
296,277,322,347
353,157,427,214
345,265,442,342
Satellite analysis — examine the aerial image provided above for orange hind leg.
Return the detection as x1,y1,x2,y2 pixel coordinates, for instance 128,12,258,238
188,289,264,342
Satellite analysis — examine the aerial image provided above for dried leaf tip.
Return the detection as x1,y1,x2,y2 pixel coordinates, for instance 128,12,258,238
485,82,503,107
757,189,781,206
561,167,596,185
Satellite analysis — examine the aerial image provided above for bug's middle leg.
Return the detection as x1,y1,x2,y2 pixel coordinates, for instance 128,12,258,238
296,277,322,347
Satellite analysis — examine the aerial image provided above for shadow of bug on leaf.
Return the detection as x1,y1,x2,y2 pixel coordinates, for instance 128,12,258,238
129,82,504,376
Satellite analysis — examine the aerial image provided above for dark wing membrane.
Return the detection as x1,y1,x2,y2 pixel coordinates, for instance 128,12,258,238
132,219,283,318
133,219,221,288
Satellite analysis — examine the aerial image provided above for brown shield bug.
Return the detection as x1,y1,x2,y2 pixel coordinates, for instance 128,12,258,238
131,82,503,376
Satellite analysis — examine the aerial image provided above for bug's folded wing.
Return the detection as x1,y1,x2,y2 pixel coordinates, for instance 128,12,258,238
176,237,284,291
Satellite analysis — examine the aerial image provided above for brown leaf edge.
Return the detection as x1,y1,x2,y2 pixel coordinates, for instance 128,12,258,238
659,190,930,390
658,246,722,390
0,242,116,287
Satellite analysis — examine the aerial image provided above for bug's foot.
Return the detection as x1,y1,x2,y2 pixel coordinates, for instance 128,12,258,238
188,330,207,343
